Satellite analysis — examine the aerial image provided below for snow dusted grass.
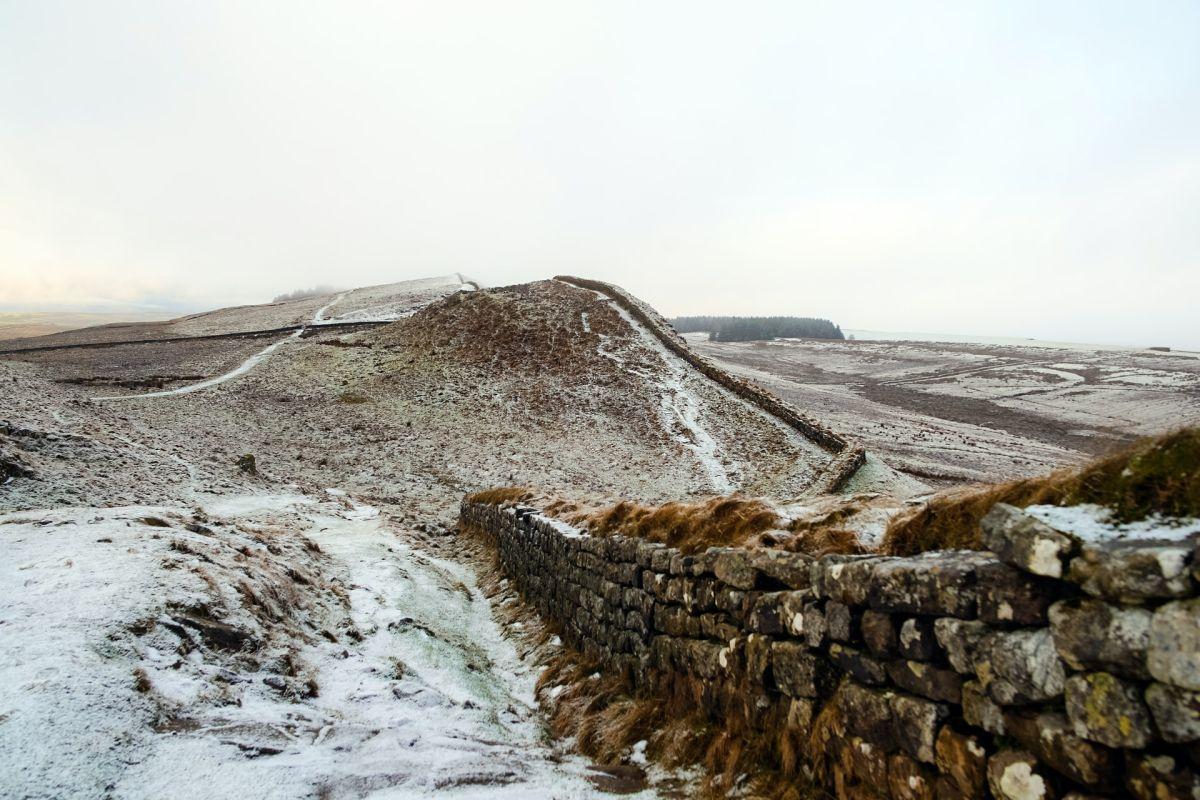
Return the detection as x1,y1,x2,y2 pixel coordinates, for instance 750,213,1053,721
883,427,1200,555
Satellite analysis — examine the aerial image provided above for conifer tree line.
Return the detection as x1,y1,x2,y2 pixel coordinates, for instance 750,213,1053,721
671,316,845,342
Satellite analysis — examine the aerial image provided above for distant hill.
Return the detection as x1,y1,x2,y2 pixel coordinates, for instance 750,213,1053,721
672,315,844,342
0,312,173,341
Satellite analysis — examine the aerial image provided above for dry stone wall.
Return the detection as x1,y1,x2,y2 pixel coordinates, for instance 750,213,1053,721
462,498,1200,800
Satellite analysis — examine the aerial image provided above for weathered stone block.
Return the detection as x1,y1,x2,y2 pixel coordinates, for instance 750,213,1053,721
649,547,675,573
974,628,1066,705
1148,598,1200,691
890,692,947,763
975,560,1064,625
1004,709,1118,790
771,640,838,698
712,548,759,589
830,643,889,685
1064,672,1154,749
935,725,987,799
982,503,1076,578
934,618,989,675
815,554,885,605
802,602,827,648
887,659,963,704
862,609,898,657
868,551,995,618
1069,540,1195,603
828,600,860,642
962,680,1005,735
1048,597,1151,679
899,617,939,661
1145,682,1200,743
750,549,813,590
987,750,1055,800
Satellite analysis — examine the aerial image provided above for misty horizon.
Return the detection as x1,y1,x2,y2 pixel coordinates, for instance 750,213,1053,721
3,2,1198,349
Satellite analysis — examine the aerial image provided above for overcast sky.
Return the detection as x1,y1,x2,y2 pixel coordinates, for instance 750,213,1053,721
2,1,1198,347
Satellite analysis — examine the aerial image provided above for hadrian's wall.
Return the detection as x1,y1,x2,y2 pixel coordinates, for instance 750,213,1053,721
461,498,1200,800
553,275,865,493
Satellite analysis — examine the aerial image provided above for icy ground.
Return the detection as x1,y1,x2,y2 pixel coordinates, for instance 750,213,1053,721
0,492,653,799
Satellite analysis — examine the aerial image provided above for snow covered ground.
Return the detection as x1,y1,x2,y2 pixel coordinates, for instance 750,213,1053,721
0,493,658,799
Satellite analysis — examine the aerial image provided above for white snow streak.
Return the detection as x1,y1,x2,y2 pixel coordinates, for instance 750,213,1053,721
591,295,733,493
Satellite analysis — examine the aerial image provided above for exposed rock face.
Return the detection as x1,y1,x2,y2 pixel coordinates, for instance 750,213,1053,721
463,498,1200,800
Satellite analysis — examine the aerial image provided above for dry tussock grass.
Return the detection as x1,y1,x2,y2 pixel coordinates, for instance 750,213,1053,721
559,496,783,554
537,648,825,798
464,486,538,506
883,427,1200,556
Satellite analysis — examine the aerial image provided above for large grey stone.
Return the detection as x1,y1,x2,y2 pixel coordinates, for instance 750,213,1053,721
813,554,885,605
826,600,858,642
749,549,813,590
712,548,759,589
934,617,990,675
1145,682,1200,743
1148,598,1200,691
1064,672,1154,749
974,628,1066,705
982,503,1077,578
1069,541,1195,603
1049,598,1151,679
867,551,995,617
976,560,1064,625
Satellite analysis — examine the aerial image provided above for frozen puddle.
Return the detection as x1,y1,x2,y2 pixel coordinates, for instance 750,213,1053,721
0,495,650,799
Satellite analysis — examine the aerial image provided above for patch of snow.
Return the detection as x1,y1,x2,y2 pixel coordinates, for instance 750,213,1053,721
1025,503,1200,544
595,296,733,494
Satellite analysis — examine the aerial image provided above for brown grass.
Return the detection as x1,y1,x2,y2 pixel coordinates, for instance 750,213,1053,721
558,496,783,554
536,649,823,798
883,427,1200,556
464,486,538,506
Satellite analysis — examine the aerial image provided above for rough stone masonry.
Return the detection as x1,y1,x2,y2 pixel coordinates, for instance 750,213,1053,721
460,499,1200,800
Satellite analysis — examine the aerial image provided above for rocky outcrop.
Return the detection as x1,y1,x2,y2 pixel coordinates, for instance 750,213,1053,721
462,498,1200,799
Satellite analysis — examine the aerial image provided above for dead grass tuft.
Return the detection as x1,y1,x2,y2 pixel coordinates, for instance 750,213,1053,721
883,427,1200,555
465,486,538,506
562,496,782,554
